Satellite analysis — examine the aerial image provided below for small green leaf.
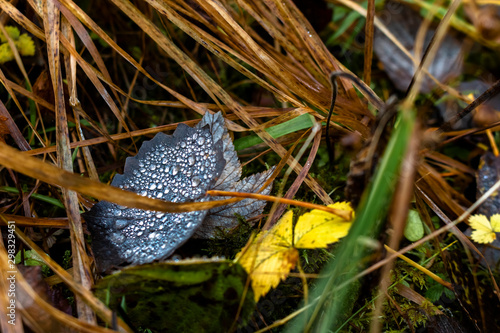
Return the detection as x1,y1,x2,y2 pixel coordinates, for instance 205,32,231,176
15,249,48,267
425,283,444,303
404,209,424,242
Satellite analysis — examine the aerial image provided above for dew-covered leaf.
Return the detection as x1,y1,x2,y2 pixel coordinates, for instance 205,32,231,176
94,258,254,332
194,111,275,238
197,111,241,189
85,112,274,272
85,114,225,272
195,167,275,238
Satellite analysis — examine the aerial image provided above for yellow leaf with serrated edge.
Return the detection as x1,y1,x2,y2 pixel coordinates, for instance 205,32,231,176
294,202,354,248
237,203,353,301
470,214,500,244
237,211,297,301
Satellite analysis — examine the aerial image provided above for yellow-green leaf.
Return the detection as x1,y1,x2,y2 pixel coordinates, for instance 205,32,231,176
294,202,354,248
237,203,354,301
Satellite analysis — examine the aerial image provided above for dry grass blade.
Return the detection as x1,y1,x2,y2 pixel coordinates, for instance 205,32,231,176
404,0,463,107
2,0,491,330
0,67,46,149
24,109,294,156
57,0,222,121
41,0,94,323
0,215,70,228
267,129,322,226
110,0,334,204
0,220,134,332
0,99,30,151
332,0,465,101
147,0,303,106
0,142,240,212
385,246,452,289
207,190,352,220
364,0,375,85
406,0,500,49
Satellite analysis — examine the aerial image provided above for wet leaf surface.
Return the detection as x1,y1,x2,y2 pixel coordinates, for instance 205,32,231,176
85,112,274,271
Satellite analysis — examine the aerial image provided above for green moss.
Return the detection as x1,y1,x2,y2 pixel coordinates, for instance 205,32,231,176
204,214,255,259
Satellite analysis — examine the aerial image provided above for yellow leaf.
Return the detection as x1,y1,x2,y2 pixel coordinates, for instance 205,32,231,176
237,204,354,301
491,214,500,232
237,211,296,301
470,214,498,244
294,202,354,248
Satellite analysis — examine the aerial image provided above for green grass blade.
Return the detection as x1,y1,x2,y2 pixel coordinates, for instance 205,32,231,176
0,186,65,209
286,106,416,332
233,113,314,151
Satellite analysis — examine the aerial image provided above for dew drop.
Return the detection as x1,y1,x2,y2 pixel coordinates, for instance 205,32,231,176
197,136,205,145
191,177,201,187
172,165,180,176
110,233,126,244
115,219,129,230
